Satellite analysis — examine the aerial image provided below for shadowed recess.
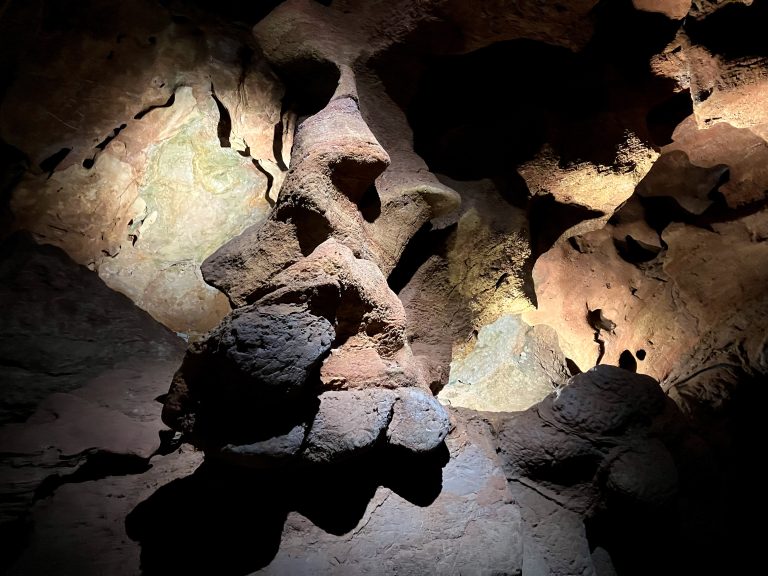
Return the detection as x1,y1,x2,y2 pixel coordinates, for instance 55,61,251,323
126,442,449,575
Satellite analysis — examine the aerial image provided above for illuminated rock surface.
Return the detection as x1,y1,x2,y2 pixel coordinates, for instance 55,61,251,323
1,0,768,574
2,0,286,336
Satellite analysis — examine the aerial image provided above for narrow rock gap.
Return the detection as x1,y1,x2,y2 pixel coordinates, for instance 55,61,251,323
272,107,289,171
95,123,127,151
39,147,71,178
274,57,341,116
82,123,128,169
646,89,693,148
252,158,275,204
133,91,176,120
387,223,454,294
528,194,605,259
210,83,232,148
236,44,254,92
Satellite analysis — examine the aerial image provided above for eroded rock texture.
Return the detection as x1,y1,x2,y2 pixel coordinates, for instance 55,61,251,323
1,0,289,336
2,0,768,574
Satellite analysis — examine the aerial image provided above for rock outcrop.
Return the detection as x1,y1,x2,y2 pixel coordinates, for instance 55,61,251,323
1,0,288,336
3,0,768,575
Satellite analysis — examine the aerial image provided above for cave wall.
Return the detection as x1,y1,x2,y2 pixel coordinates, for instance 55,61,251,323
1,0,767,575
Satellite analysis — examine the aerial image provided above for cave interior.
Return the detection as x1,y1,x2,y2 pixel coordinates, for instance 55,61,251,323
1,0,767,575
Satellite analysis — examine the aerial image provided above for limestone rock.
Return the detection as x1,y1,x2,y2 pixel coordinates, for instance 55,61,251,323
523,225,696,378
493,365,709,575
255,239,426,391
162,302,335,437
218,424,308,468
662,215,768,329
2,1,285,336
605,440,679,505
439,0,601,53
220,304,334,394
202,96,393,306
200,218,304,309
398,178,533,398
550,366,666,436
386,388,451,453
259,411,523,575
257,239,407,353
320,344,421,390
665,120,768,208
441,315,569,413
302,389,396,464
635,149,728,215
0,392,160,460
520,137,658,228
633,0,692,19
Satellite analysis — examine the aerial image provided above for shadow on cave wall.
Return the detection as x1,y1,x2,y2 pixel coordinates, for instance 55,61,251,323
368,0,692,337
372,0,685,184
126,442,449,575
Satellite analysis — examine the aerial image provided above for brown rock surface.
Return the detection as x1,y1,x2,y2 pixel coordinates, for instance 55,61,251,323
1,0,286,336
4,0,768,574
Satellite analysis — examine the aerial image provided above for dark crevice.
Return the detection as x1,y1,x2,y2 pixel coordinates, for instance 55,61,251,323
388,223,454,295
0,139,28,210
587,307,615,366
565,357,582,376
134,92,176,120
272,106,290,171
236,44,254,90
587,308,617,333
397,5,682,181
275,205,332,257
594,331,606,365
358,184,382,223
528,194,605,259
83,124,128,169
252,159,275,204
637,181,768,235
407,39,572,179
646,89,694,148
685,0,768,59
39,147,71,178
34,450,152,501
210,84,232,148
275,57,341,117
529,451,602,485
618,349,637,372
614,235,662,264
96,123,127,150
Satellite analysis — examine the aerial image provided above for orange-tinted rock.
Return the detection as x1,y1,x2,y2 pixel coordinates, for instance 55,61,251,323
665,120,768,208
635,149,728,214
633,0,692,19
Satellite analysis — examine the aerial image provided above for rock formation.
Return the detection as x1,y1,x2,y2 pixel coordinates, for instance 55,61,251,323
2,0,768,574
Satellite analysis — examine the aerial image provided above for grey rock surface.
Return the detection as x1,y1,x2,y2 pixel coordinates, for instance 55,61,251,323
386,387,451,453
303,389,397,464
219,303,335,394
